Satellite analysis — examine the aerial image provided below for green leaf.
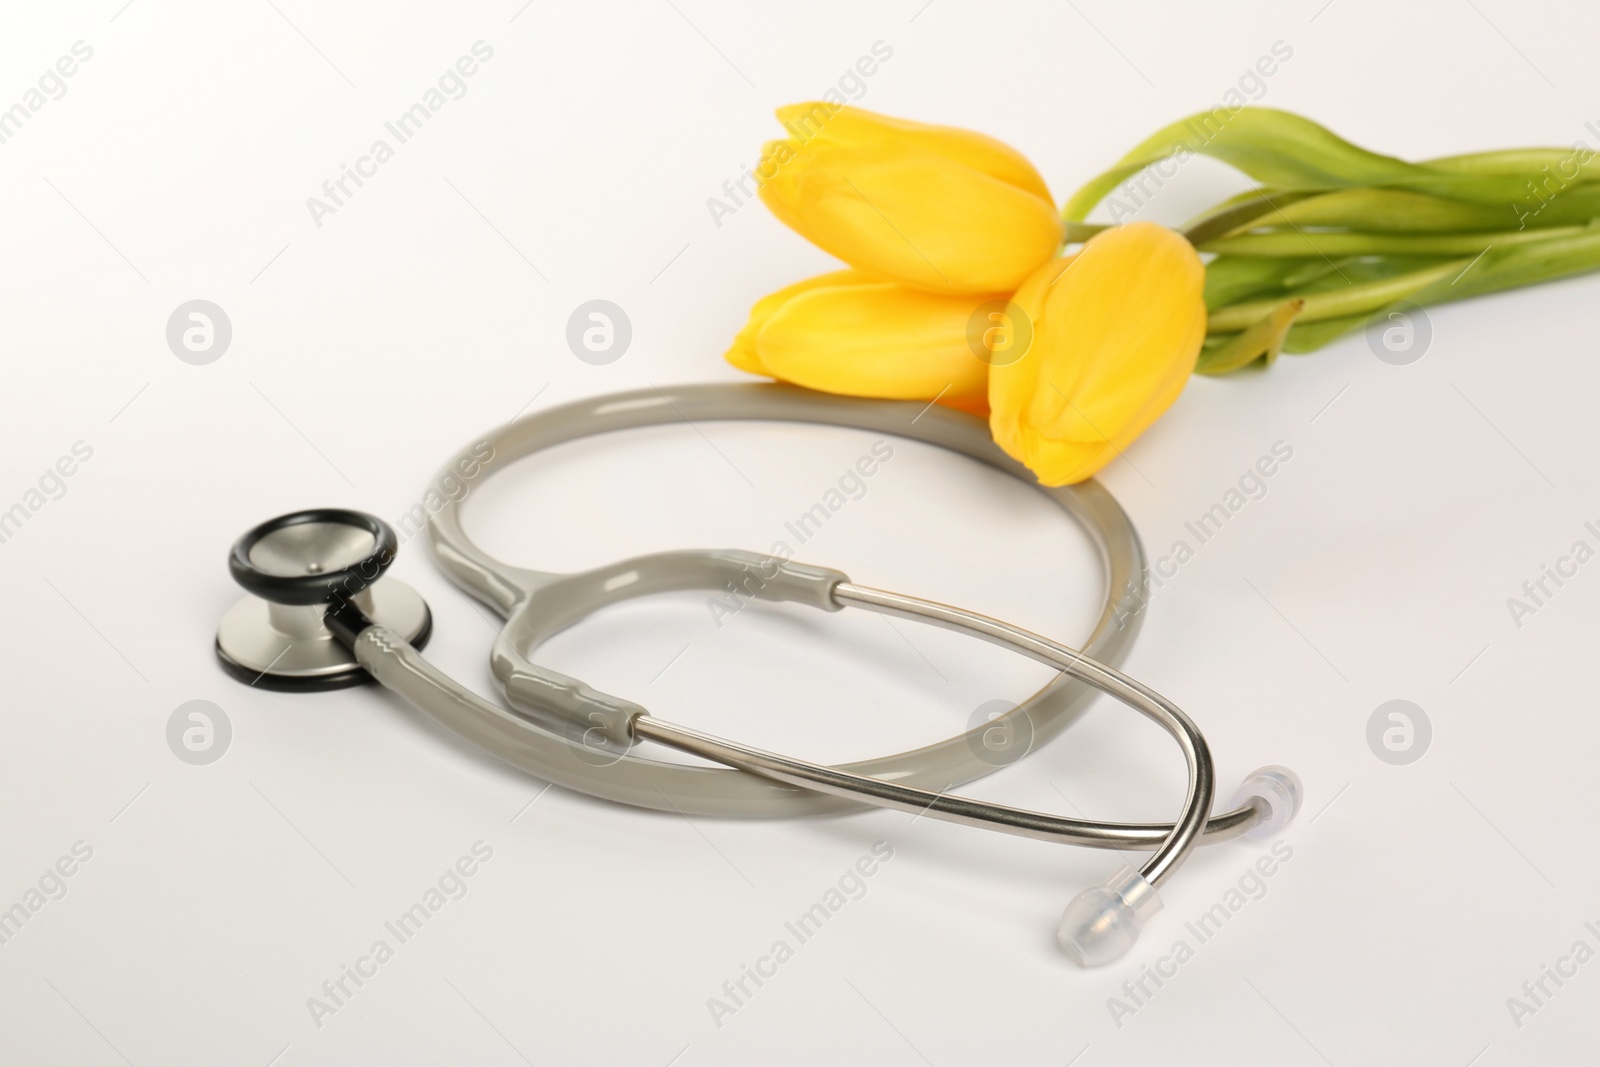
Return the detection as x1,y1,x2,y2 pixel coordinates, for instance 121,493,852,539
1427,147,1600,181
1207,260,1463,333
1213,232,1600,355
1406,227,1600,306
1181,189,1320,246
1206,312,1368,359
1282,313,1368,353
1211,188,1519,234
1196,299,1304,374
1203,254,1449,312
1253,186,1600,234
1202,225,1587,258
1065,108,1587,221
1203,256,1318,309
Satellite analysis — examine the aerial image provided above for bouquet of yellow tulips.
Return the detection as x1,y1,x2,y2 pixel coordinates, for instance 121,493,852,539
725,103,1600,485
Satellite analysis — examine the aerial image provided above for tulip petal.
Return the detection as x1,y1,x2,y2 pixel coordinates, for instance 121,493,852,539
774,103,1054,202
762,145,1062,294
989,223,1206,485
725,270,870,374
758,104,1063,295
754,280,990,400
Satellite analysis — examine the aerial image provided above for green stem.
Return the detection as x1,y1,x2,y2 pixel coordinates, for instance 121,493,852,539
1197,298,1304,374
1181,189,1320,246
1063,221,1112,245
1425,147,1600,180
1202,225,1587,258
1206,260,1465,333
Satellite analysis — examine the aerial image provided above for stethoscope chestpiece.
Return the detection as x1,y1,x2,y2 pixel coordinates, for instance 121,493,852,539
215,508,431,691
229,508,398,606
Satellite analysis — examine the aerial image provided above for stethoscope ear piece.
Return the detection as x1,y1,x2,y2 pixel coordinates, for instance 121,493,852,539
1057,768,1302,966
1230,765,1303,839
1057,866,1162,967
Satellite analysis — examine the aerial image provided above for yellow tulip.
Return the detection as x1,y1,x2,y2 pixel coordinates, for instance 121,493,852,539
989,222,1206,486
757,103,1063,295
726,269,990,403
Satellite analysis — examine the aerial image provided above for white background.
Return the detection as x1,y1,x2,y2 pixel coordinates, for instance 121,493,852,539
2,0,1598,1063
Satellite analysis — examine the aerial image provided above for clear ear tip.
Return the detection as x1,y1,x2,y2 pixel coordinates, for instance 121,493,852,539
1057,865,1162,967
1230,765,1303,839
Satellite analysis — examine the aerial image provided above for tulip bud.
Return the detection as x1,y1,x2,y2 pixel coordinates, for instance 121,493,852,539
726,269,991,404
757,103,1064,295
988,222,1206,486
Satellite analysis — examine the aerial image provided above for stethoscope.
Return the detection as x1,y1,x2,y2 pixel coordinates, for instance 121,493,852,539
214,382,1301,966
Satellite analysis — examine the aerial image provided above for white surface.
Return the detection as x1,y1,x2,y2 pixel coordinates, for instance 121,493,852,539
2,1,1598,1063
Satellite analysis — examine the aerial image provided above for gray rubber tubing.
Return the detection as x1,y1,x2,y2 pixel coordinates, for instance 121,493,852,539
414,381,1148,818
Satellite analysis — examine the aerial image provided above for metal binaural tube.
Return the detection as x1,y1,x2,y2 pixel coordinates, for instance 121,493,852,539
829,583,1215,885
633,582,1229,887
633,716,1261,851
